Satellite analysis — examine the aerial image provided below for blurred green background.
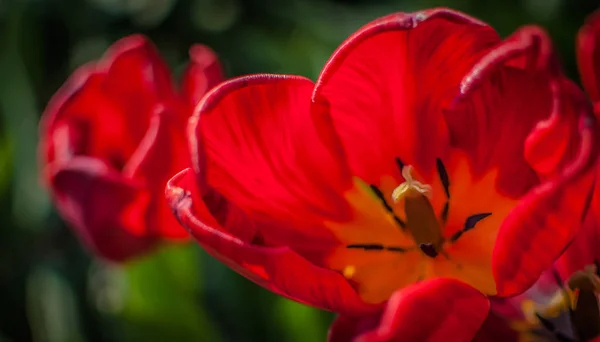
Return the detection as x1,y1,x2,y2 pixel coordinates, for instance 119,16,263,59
0,0,597,341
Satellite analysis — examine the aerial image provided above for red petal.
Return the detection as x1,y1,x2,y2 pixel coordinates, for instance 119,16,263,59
328,278,489,342
494,111,598,296
99,34,175,137
166,168,377,315
448,25,599,296
445,26,563,197
122,105,190,240
555,183,600,279
313,8,500,183
577,9,600,102
40,34,176,170
181,44,224,108
41,70,140,170
49,157,156,262
487,29,600,296
191,75,352,248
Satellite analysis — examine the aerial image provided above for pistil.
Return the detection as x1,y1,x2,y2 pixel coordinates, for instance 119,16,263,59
393,165,444,258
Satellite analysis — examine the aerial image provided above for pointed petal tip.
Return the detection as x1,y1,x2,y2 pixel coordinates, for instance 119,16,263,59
457,25,556,102
104,34,155,55
188,44,220,69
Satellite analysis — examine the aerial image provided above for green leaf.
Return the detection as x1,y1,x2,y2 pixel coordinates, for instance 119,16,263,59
272,297,333,342
92,244,221,342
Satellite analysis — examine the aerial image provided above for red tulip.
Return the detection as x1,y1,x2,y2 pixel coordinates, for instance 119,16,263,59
40,35,223,262
167,7,598,316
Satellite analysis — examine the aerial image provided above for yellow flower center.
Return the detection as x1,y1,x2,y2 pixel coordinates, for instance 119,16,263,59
324,150,519,304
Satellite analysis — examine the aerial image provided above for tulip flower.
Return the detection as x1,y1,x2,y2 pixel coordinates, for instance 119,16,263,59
40,35,223,262
167,7,598,340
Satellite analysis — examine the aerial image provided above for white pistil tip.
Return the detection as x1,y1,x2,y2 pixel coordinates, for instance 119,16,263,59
392,165,432,203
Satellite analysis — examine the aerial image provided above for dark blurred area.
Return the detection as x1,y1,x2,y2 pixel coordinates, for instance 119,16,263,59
0,0,598,341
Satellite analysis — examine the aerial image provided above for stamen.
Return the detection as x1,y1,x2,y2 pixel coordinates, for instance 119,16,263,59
464,213,492,230
347,244,384,250
370,184,406,228
436,158,450,224
392,216,407,229
449,213,492,242
436,158,450,198
386,246,409,252
440,202,449,224
346,244,410,253
419,243,438,258
369,185,393,212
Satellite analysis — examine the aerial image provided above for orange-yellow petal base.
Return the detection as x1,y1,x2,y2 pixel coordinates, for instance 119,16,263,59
325,150,519,304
